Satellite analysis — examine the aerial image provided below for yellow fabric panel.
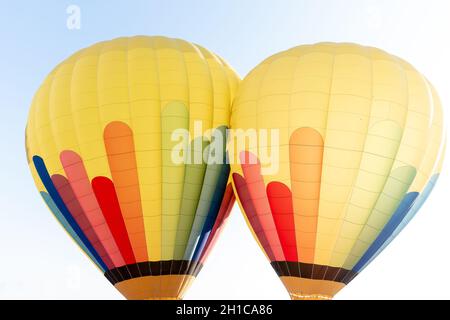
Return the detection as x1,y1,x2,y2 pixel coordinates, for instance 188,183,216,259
68,42,110,180
197,48,231,131
32,73,60,176
183,44,213,139
127,37,163,261
26,94,44,191
48,56,80,167
391,67,433,172
413,82,445,187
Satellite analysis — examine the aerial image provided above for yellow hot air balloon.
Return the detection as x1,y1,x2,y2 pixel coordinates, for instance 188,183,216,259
230,43,445,300
25,36,239,300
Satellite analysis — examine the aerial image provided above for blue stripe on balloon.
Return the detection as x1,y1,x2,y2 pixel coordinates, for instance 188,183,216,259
353,192,419,273
40,192,106,272
386,174,440,241
353,173,440,274
191,164,230,262
32,155,108,271
365,174,440,268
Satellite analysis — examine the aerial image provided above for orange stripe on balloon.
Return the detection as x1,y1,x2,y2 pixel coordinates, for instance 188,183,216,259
60,151,125,267
289,128,324,264
239,151,285,261
104,121,148,262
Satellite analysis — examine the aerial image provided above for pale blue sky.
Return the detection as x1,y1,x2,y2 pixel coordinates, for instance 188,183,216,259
1,0,450,299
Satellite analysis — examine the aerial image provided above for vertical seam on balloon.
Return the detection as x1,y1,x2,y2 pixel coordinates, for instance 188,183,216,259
171,40,193,264
168,38,190,277
415,78,443,181
406,75,434,186
135,36,161,267
52,49,85,167
97,41,113,177
152,37,163,294
179,44,212,277
210,50,233,127
37,65,57,175
124,37,143,277
197,47,219,263
429,83,447,175
31,75,48,169
310,45,336,280
280,48,305,277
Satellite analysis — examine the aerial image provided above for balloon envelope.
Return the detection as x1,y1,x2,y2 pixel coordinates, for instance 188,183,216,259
26,36,239,299
230,43,445,300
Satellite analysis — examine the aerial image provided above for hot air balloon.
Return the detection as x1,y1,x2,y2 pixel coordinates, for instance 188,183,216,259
25,36,239,300
230,43,445,300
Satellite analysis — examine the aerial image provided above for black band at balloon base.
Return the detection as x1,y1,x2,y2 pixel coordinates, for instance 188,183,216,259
271,261,358,285
104,260,203,285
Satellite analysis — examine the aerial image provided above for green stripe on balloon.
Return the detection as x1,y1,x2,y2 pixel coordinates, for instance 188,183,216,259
173,137,209,260
161,101,189,261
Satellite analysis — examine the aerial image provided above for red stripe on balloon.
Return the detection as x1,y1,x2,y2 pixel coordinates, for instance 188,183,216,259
92,177,136,265
60,150,125,268
232,173,276,261
239,152,285,261
267,182,298,262
199,184,235,264
51,174,114,270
